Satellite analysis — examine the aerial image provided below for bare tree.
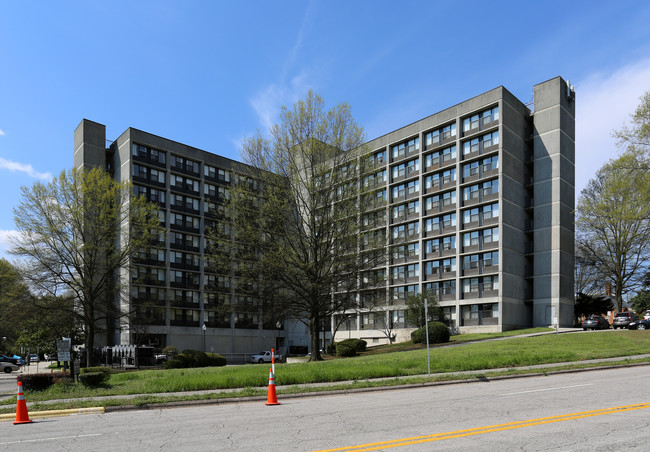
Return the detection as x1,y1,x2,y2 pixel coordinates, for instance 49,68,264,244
212,91,385,361
11,168,164,365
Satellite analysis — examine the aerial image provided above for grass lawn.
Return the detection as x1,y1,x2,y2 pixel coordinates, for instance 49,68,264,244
10,329,650,409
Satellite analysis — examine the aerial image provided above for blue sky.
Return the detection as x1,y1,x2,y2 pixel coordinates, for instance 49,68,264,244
1,0,650,258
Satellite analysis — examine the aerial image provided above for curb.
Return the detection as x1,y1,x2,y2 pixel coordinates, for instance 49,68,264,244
0,407,105,422
103,360,650,413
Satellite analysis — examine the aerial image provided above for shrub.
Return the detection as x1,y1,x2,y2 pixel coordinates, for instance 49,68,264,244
335,342,356,357
162,345,179,357
18,373,54,391
205,353,227,367
411,322,450,344
78,372,109,387
163,350,227,369
325,342,336,355
338,338,367,352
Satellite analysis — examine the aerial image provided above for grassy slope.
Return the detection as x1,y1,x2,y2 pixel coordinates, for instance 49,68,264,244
19,330,650,404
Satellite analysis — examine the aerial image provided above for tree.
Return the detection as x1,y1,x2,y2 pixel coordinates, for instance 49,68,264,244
0,258,34,354
630,271,650,314
575,149,650,312
214,90,384,361
574,292,614,322
405,291,445,329
615,91,650,152
10,168,164,366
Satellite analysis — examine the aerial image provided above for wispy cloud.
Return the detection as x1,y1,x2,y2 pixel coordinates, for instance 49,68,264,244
250,1,317,132
575,58,650,195
0,157,53,180
0,129,5,136
250,71,311,131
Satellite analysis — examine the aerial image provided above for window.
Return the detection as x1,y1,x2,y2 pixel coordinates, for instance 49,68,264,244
463,138,480,155
133,164,165,184
204,166,230,183
392,184,406,199
482,203,499,220
442,123,456,140
392,163,406,179
463,207,480,224
442,213,456,228
463,278,480,293
392,203,406,219
392,138,418,159
425,129,440,147
170,194,199,211
407,200,419,215
482,179,499,197
482,106,499,124
463,254,480,270
442,145,456,162
426,260,440,276
407,242,419,257
369,150,386,166
442,258,456,273
392,266,406,281
425,216,440,232
171,174,199,192
406,158,419,174
482,275,499,291
425,173,440,190
441,168,456,185
442,190,456,206
425,239,440,254
406,221,419,237
407,179,419,195
463,114,480,132
483,251,498,268
483,227,499,244
463,184,480,201
171,155,199,174
442,235,456,250
463,160,480,178
426,195,440,211
132,144,166,164
483,131,499,148
134,185,166,204
463,231,480,247
425,152,439,168
392,224,406,239
482,155,499,172
406,264,419,278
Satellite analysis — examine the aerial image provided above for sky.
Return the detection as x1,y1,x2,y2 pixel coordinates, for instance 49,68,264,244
1,0,650,258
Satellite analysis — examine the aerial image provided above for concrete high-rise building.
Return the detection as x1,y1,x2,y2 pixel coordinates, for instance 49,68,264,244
74,76,575,354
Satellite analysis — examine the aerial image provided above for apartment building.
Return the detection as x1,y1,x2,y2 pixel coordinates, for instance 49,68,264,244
335,76,575,344
74,76,575,352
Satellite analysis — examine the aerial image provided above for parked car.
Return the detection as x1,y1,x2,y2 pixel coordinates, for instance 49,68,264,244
612,312,637,329
0,354,21,365
628,318,650,330
27,353,40,363
643,310,650,320
251,350,284,364
0,361,20,373
582,316,610,330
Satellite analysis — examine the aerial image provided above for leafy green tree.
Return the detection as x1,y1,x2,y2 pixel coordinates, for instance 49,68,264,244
10,168,164,366
630,271,650,314
574,292,615,322
212,91,384,361
575,148,650,312
0,258,34,354
405,291,445,329
15,295,83,358
615,91,650,152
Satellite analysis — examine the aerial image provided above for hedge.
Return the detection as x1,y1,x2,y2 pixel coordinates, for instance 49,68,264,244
335,342,357,357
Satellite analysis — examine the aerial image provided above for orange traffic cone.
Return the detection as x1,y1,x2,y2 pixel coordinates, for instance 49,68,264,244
265,368,281,406
13,381,33,425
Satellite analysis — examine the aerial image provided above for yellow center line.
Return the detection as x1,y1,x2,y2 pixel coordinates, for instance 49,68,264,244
314,402,650,452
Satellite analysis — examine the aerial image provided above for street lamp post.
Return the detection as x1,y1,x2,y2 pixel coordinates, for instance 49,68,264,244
424,298,431,376
201,324,207,353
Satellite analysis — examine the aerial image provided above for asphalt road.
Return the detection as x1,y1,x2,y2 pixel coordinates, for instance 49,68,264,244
3,365,650,451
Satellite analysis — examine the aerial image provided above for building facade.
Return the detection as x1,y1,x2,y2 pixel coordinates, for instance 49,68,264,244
336,76,575,344
74,76,575,352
